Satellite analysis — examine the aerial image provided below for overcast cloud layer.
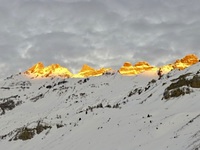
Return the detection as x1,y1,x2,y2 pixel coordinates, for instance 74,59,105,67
0,0,200,77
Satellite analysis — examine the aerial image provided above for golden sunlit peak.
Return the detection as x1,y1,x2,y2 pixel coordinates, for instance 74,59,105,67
25,62,72,78
123,62,132,67
24,54,199,79
119,61,154,75
26,62,45,73
119,54,199,76
80,64,95,72
73,64,111,78
173,54,199,70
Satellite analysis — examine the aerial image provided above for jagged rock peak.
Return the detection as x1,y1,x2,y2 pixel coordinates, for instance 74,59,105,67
24,63,72,78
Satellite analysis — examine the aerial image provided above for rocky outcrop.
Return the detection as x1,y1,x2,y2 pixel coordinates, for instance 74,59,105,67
24,54,199,78
163,73,200,100
73,64,111,78
25,62,73,78
173,54,199,70
119,61,154,75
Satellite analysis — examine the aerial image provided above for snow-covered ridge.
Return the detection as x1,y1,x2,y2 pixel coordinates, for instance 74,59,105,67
0,63,200,150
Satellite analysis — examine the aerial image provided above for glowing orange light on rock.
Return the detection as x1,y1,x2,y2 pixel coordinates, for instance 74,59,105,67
73,64,111,78
24,54,199,78
118,54,199,76
173,54,199,70
25,62,72,78
119,61,154,75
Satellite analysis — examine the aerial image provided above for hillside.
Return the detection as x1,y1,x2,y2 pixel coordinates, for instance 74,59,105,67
0,62,200,150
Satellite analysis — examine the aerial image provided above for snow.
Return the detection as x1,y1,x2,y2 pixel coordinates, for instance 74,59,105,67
0,63,200,150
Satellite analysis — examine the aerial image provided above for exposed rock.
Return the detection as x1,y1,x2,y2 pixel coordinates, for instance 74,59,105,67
73,64,111,78
119,61,154,75
30,94,44,102
173,54,199,70
24,54,199,78
14,122,51,141
163,73,200,99
24,62,72,78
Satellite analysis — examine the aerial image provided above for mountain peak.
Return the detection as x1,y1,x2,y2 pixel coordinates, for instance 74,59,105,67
24,54,199,78
119,61,154,75
80,64,95,72
134,61,151,67
25,62,44,74
173,54,199,70
73,64,111,78
123,62,132,67
119,54,199,76
25,63,72,78
179,54,198,64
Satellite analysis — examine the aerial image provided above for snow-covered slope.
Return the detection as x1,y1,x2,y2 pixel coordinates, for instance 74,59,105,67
1,63,200,150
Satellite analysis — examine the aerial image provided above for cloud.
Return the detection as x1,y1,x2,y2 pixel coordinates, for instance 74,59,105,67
0,0,200,77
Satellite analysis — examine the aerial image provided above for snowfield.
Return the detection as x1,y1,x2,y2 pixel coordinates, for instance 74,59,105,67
1,63,200,150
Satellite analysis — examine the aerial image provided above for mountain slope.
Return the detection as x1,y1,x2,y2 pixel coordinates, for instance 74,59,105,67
1,63,200,150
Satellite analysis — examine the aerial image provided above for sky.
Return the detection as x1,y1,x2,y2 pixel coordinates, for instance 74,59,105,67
0,0,200,77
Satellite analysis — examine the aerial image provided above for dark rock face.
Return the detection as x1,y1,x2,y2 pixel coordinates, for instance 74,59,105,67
30,94,44,102
0,95,22,115
163,73,200,100
0,121,52,141
0,100,15,115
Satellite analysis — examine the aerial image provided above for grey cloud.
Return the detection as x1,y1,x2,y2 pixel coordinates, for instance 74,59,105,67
0,0,200,77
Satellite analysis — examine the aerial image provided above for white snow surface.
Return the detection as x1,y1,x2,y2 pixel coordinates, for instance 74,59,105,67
0,63,200,150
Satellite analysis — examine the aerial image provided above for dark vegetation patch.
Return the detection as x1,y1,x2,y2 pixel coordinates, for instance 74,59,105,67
0,95,19,102
56,124,64,129
0,121,52,141
5,75,13,80
8,81,31,90
0,87,10,90
78,78,90,85
16,81,31,87
0,95,22,115
163,73,200,100
30,94,44,102
0,100,15,115
58,80,68,85
66,92,87,102
144,79,157,91
53,85,73,96
46,85,52,89
1,81,31,90
79,93,87,98
79,103,121,114
128,88,143,97
16,123,51,141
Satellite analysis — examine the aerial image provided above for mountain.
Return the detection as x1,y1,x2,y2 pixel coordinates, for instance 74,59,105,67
119,61,154,75
0,55,200,150
25,62,73,78
119,54,199,75
73,64,111,78
24,54,199,78
173,54,199,70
